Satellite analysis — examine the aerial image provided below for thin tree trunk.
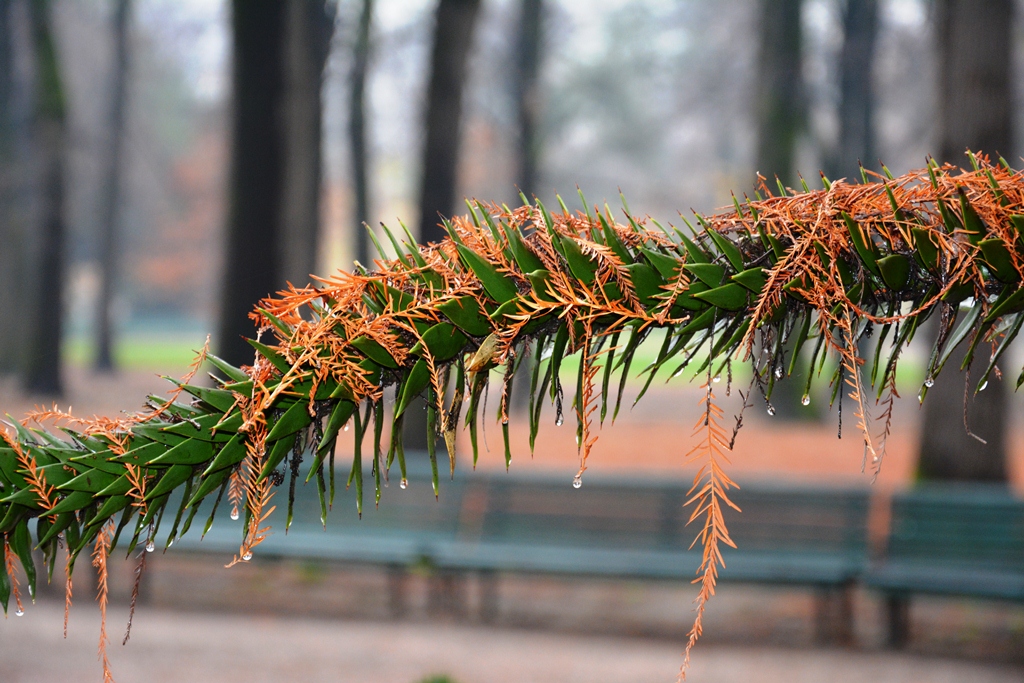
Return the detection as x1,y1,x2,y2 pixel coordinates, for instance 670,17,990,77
23,0,66,395
514,0,542,199
831,0,877,181
0,0,18,375
93,0,131,372
510,0,543,412
918,0,1012,483
217,0,288,367
415,0,481,245
280,0,334,289
754,0,808,420
754,0,803,188
405,0,481,450
348,0,373,268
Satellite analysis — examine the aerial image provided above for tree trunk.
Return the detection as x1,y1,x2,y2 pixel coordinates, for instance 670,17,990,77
348,0,373,268
217,0,288,367
754,0,808,420
514,0,542,199
918,0,1012,483
754,0,803,188
23,0,66,395
280,0,334,289
831,0,877,181
415,0,481,246
405,0,481,450
510,0,543,412
0,0,18,375
93,0,131,372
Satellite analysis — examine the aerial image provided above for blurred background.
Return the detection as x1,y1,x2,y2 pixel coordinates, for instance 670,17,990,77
0,1,1023,682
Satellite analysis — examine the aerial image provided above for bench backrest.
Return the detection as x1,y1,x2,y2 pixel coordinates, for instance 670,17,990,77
471,474,869,558
886,485,1024,571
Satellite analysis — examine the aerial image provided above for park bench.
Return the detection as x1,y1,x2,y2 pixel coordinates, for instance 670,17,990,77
864,484,1024,648
177,457,869,642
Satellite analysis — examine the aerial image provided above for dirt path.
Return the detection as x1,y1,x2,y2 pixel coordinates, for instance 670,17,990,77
1,601,1021,683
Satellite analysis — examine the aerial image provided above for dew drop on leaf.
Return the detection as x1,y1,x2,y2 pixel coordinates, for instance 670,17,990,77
801,394,810,406
230,506,239,521
979,380,989,392
555,414,564,427
712,375,721,383
572,475,582,489
400,478,408,490
924,376,935,388
242,552,253,561
344,423,350,432
766,405,776,416
14,607,23,617
145,540,155,553
774,367,783,378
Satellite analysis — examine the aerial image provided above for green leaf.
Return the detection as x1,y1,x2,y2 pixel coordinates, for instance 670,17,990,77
842,212,881,277
979,238,1019,282
878,254,911,291
456,244,519,303
731,267,767,293
438,296,493,336
693,283,748,311
395,359,431,418
350,336,399,368
410,323,469,362
683,263,725,287
266,400,313,443
706,230,744,271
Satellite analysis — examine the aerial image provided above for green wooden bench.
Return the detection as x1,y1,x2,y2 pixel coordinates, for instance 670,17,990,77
864,484,1024,648
178,459,869,640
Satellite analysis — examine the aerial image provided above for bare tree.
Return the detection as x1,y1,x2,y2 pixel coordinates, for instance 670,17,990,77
416,0,481,245
348,0,373,268
217,0,288,367
514,0,543,200
754,0,807,419
93,0,131,372
405,0,482,450
23,0,67,395
918,0,1012,482
831,0,877,181
280,0,334,288
754,0,803,188
0,0,19,375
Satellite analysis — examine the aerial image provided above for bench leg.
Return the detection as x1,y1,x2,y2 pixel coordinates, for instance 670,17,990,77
814,584,854,646
428,568,468,619
477,570,499,624
387,564,408,619
885,594,910,649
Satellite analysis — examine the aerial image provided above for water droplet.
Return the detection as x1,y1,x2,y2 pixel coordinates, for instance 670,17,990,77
145,540,155,553
774,367,783,378
979,380,989,392
230,506,240,521
167,539,173,548
399,478,408,490
766,405,776,416
801,394,811,406
712,374,721,383
343,423,350,432
924,376,935,388
572,475,582,489
14,607,23,617
555,414,564,427
501,417,509,425
242,551,253,561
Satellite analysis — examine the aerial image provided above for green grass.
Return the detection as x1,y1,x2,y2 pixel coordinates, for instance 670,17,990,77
64,332,210,371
